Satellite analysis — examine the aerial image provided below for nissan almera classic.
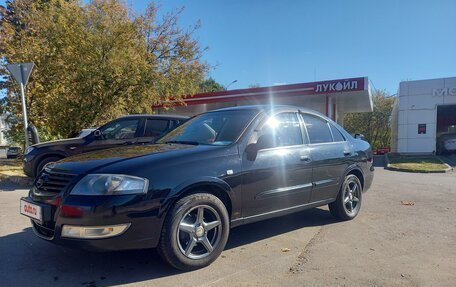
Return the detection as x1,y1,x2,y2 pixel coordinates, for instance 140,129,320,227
20,105,374,270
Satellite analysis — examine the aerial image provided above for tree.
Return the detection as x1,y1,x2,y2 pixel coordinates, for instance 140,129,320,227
344,90,395,150
199,77,225,93
0,0,208,144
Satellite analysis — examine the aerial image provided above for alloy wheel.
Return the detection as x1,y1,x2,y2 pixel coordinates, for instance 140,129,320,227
177,205,222,260
343,179,361,215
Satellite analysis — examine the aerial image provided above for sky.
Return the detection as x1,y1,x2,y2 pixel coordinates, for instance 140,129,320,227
2,0,456,94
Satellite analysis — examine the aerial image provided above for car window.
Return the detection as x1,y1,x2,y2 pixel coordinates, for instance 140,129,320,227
301,114,333,144
100,119,139,140
157,110,256,146
144,119,169,137
257,112,303,148
329,123,345,142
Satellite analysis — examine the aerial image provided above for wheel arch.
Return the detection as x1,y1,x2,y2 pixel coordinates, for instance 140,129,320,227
166,177,234,219
33,152,67,175
344,165,365,190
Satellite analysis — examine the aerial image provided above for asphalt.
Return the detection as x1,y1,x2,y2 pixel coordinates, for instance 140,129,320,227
1,169,455,287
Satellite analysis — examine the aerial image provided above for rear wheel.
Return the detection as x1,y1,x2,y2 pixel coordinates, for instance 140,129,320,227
35,156,62,177
158,193,229,271
328,174,362,220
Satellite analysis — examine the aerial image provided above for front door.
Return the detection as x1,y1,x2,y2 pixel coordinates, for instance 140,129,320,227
241,112,313,217
84,118,141,153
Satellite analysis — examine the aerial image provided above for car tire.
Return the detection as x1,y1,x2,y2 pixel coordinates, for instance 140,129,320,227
158,193,230,271
35,156,62,177
328,174,362,221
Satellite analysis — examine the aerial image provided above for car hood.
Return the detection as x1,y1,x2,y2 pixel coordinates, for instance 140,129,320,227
32,137,84,148
50,143,214,174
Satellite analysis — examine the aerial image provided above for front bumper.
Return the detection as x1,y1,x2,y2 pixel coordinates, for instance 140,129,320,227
23,193,165,252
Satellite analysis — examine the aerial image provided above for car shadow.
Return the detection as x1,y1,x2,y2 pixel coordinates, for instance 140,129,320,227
0,207,337,286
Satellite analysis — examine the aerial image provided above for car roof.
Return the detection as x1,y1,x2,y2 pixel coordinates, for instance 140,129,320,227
119,114,189,120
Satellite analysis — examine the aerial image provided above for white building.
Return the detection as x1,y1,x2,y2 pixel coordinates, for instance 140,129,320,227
391,76,456,153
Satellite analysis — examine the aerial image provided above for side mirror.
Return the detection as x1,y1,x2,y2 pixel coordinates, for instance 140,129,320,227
245,134,277,161
93,129,102,139
354,133,365,140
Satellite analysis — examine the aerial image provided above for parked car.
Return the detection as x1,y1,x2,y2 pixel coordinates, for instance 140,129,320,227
23,114,188,177
6,146,21,159
20,105,374,270
436,132,456,154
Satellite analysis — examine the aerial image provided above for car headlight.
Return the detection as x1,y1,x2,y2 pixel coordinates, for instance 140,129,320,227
25,146,35,155
71,174,148,195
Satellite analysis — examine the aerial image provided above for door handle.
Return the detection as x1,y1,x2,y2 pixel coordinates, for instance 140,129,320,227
343,151,351,156
124,141,134,145
300,155,311,162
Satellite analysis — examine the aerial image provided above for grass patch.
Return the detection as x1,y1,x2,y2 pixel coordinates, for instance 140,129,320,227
0,159,24,174
387,155,448,171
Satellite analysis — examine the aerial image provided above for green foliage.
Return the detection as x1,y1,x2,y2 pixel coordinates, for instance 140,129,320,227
199,77,225,93
344,90,395,150
0,0,208,144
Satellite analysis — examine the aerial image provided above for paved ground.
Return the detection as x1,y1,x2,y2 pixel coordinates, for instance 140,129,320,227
1,169,455,287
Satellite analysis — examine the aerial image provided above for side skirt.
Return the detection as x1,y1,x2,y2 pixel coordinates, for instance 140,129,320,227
230,198,335,228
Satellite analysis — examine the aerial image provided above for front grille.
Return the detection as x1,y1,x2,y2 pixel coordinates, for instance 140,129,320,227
34,169,77,196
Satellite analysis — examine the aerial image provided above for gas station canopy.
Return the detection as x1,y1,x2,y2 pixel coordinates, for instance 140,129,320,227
154,77,373,125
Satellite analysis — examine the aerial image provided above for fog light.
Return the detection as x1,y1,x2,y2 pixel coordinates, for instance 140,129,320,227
61,224,131,239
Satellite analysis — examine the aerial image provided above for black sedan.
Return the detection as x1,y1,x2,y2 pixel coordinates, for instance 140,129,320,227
20,105,374,270
23,114,188,178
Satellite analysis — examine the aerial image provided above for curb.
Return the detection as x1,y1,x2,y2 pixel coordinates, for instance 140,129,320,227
0,174,33,188
384,154,453,173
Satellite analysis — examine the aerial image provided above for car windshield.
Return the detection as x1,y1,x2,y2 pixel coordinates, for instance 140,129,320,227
157,110,257,146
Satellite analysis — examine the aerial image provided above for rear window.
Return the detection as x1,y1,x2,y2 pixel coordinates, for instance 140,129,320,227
330,123,346,142
301,114,333,144
144,119,170,137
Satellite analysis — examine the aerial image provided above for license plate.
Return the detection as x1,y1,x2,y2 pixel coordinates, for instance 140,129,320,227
20,199,42,223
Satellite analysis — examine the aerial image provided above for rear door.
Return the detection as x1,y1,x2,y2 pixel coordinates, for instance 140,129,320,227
300,113,352,203
136,118,172,144
241,112,313,217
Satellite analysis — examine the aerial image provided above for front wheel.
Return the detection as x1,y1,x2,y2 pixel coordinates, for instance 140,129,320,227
35,156,62,177
158,193,230,271
329,174,362,220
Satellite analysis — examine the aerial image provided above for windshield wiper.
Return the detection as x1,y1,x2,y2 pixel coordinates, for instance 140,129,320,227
165,140,200,145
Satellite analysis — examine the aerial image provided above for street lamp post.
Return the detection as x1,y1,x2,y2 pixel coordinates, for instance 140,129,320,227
226,80,238,90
